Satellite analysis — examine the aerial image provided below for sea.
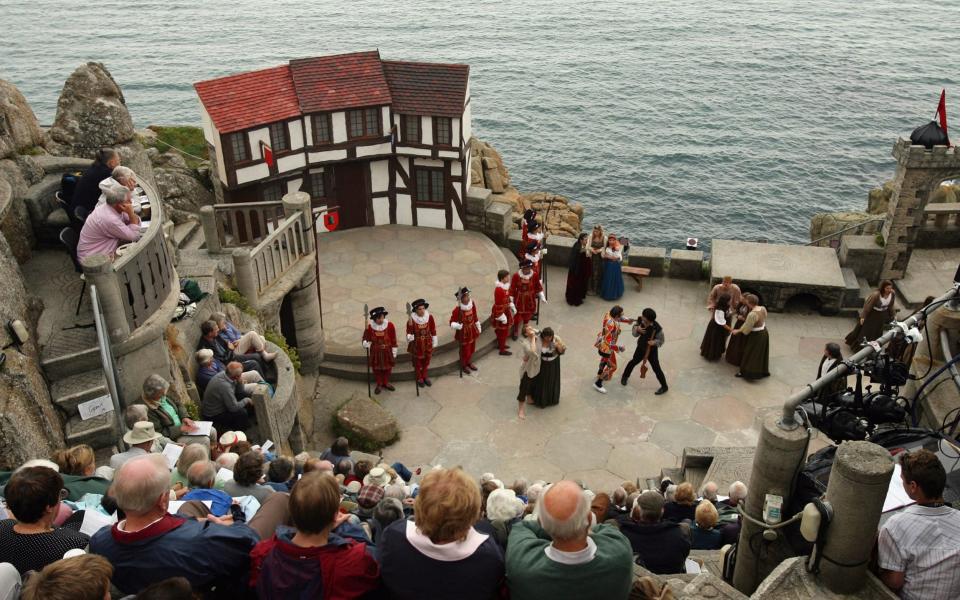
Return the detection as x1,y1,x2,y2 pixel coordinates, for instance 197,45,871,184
3,0,957,250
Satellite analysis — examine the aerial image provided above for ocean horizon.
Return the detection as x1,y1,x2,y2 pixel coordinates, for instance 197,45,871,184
3,0,957,249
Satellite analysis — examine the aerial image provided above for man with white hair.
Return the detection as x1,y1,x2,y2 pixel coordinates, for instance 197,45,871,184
700,481,719,505
96,165,139,206
77,181,141,262
195,348,264,396
506,480,633,599
719,481,748,546
722,481,748,507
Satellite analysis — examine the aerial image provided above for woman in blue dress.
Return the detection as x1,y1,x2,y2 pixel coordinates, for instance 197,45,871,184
600,234,624,300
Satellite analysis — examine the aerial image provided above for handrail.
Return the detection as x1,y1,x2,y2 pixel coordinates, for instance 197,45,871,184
807,217,885,247
203,201,286,251
89,283,125,451
233,208,312,300
779,288,959,430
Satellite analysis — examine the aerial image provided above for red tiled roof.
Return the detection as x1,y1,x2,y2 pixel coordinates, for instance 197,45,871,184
290,51,392,113
194,65,301,134
382,60,469,117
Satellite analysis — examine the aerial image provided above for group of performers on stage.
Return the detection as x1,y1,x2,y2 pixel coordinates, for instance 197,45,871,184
698,276,771,380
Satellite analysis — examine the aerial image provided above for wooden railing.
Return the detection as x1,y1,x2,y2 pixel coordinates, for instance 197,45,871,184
200,201,286,252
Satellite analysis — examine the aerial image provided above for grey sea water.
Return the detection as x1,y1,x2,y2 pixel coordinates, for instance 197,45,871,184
2,0,957,249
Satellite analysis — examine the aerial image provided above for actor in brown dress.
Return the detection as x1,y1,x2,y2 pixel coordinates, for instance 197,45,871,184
732,294,769,379
844,280,896,351
725,302,750,367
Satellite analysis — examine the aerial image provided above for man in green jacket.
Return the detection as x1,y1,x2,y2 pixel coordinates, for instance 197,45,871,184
506,480,633,599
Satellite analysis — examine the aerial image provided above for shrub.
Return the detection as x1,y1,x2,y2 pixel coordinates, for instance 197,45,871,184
218,287,256,316
145,126,208,168
264,329,302,373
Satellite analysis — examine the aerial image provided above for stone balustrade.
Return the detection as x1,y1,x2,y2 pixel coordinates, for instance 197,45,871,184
918,202,960,248
200,201,287,253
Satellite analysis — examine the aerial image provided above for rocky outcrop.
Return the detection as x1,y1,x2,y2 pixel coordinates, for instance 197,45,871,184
335,393,398,449
809,211,881,247
147,147,214,225
867,181,895,215
0,80,44,159
469,137,583,237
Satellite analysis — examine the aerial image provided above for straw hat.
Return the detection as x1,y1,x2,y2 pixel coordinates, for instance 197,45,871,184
124,421,162,445
363,467,391,487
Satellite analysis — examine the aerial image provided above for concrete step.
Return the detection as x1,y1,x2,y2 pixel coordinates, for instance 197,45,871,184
172,220,200,249
50,369,107,416
660,467,684,485
856,276,872,301
682,466,709,491
319,327,500,381
40,326,100,380
65,412,118,449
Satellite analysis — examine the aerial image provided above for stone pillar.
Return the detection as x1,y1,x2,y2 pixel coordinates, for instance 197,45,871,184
879,140,960,280
289,266,325,371
199,205,221,253
81,254,131,343
232,248,259,308
282,191,314,253
905,304,960,428
819,441,893,594
733,413,810,595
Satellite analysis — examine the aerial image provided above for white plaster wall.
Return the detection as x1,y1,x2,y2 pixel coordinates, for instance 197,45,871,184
288,120,304,150
303,117,313,146
396,193,413,225
249,127,270,159
381,106,391,134
356,142,392,158
277,153,306,173
396,146,432,157
332,112,347,143
451,205,463,230
451,117,461,147
451,160,462,176
462,82,473,143
393,113,401,129
438,150,459,159
373,196,390,225
421,116,433,146
236,163,270,185
417,207,446,228
286,178,304,194
413,158,445,168
370,160,389,193
199,105,226,181
308,149,348,163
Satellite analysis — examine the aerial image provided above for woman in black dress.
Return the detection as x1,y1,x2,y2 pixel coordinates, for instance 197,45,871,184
844,280,896,350
700,293,731,361
565,233,593,306
816,342,847,401
533,327,565,408
732,293,770,379
725,302,749,367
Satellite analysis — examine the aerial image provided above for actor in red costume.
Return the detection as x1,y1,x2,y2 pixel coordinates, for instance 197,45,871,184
519,209,538,259
492,269,516,356
523,241,546,282
362,306,397,394
406,298,437,387
510,259,546,340
450,287,481,371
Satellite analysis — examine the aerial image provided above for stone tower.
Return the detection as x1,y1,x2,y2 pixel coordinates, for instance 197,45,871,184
880,139,960,280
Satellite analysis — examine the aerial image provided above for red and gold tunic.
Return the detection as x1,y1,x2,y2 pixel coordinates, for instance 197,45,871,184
362,321,397,370
510,271,543,319
450,301,480,345
406,313,436,358
491,283,514,331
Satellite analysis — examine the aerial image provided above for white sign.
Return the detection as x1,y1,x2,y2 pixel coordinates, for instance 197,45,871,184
216,467,234,482
168,500,212,514
79,510,117,536
161,444,184,469
191,421,214,436
261,440,274,453
883,464,916,513
78,395,113,421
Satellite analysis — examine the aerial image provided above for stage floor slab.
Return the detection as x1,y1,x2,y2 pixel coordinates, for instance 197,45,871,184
317,226,509,354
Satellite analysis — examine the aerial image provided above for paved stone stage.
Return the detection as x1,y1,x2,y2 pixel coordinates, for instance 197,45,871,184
315,226,509,380
895,247,960,307
711,240,847,314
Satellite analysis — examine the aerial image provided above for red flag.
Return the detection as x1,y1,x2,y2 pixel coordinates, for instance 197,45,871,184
936,89,949,143
261,141,274,167
324,209,339,231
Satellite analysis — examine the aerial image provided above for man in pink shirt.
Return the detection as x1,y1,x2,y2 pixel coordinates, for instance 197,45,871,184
77,183,142,262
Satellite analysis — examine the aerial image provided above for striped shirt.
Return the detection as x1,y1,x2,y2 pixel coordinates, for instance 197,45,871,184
878,504,960,600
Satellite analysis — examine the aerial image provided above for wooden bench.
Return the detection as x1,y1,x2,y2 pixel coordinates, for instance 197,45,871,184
621,266,651,291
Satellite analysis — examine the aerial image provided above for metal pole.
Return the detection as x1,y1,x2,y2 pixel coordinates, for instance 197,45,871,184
90,284,126,451
779,287,958,430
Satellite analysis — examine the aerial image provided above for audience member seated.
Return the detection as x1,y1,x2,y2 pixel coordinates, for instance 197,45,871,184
250,472,379,598
20,554,113,600
719,480,747,546
319,436,352,466
211,312,277,362
140,374,209,445
355,485,385,522
663,482,697,523
380,467,504,600
477,487,523,549
223,451,275,503
170,443,220,494
0,467,89,574
303,458,335,477
110,421,162,470
590,491,612,525
201,361,254,434
878,449,960,600
50,444,111,499
506,480,633,599
182,460,233,517
371,498,405,543
691,500,723,550
76,183,142,262
266,456,295,492
89,454,263,595
216,452,240,472
133,576,195,600
72,148,119,213
699,481,719,505
618,490,691,575
197,321,265,375
95,165,138,204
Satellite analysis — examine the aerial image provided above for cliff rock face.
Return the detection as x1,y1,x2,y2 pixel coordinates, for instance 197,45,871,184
0,80,44,159
45,62,156,190
148,148,214,225
867,181,895,215
809,211,881,247
469,137,582,237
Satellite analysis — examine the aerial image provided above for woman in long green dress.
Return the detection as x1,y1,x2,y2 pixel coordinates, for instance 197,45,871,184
533,327,565,408
732,293,770,380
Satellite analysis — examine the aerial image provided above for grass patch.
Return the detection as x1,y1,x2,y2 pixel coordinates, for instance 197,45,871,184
218,287,257,317
265,329,302,373
875,232,886,247
146,126,208,168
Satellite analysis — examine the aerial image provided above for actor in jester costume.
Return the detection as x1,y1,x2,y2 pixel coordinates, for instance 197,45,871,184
510,259,546,340
492,269,517,356
362,306,397,394
406,298,437,387
450,287,481,371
